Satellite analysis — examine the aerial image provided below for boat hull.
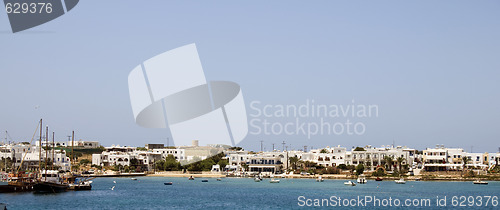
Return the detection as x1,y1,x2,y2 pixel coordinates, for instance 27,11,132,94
0,184,34,193
33,182,68,193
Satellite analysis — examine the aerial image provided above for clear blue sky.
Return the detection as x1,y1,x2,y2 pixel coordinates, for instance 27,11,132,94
0,1,499,152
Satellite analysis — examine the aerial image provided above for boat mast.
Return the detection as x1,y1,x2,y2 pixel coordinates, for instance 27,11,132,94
71,131,74,172
39,119,42,177
45,125,48,181
52,132,55,170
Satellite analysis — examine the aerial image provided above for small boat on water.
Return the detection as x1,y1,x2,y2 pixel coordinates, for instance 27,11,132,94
0,202,6,210
415,178,421,181
344,181,356,186
375,177,383,181
131,178,137,181
201,179,208,182
164,182,173,185
216,178,222,181
316,176,324,182
188,176,194,180
473,180,488,185
254,177,261,182
395,178,406,184
269,178,280,183
357,175,367,184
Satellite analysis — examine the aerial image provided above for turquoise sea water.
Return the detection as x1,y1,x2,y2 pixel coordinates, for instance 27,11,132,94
1,177,499,209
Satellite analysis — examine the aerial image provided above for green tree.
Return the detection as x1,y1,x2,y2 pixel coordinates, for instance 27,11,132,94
461,156,469,177
164,154,180,171
80,159,91,165
289,156,299,170
355,164,365,175
217,159,229,170
384,156,394,171
320,149,328,153
353,147,365,151
396,157,405,173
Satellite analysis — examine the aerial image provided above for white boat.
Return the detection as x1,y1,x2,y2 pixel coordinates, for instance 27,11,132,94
344,181,356,186
0,202,6,210
357,175,367,184
269,178,280,183
254,177,261,182
395,178,406,184
316,176,324,182
131,178,137,180
473,180,488,185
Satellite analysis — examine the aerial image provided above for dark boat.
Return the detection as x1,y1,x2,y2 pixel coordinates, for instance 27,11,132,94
33,181,68,193
375,177,383,181
188,176,194,180
164,182,173,185
0,172,36,193
201,179,208,182
34,170,69,193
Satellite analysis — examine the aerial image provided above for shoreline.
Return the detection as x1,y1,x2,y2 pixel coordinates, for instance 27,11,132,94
145,173,500,181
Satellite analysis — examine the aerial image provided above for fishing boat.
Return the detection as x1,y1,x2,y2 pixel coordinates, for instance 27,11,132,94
0,172,36,193
269,178,280,183
357,175,367,184
164,182,173,185
201,179,208,182
188,176,194,180
375,177,383,181
68,177,94,191
131,178,137,181
316,176,324,182
216,178,222,181
34,170,69,193
395,178,406,184
473,180,488,185
344,181,356,186
254,177,261,182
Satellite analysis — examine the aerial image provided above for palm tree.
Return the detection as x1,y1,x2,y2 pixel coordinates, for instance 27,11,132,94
461,156,469,177
289,156,299,170
384,156,394,171
396,157,405,173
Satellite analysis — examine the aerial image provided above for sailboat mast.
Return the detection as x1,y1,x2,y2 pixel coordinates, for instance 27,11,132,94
71,131,74,172
52,132,55,170
45,125,48,181
39,119,42,175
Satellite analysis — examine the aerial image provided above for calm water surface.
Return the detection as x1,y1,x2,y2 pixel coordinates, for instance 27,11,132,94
1,177,499,209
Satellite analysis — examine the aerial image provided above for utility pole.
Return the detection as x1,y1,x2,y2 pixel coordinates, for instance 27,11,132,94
303,146,307,152
260,140,263,152
282,141,286,151
166,137,169,148
272,143,275,151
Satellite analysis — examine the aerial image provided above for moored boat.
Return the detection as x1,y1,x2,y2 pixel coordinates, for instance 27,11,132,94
269,178,280,183
375,177,383,181
188,176,194,180
164,182,173,185
395,178,406,184
344,181,356,186
473,180,488,185
316,176,324,182
33,170,69,193
357,175,367,184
